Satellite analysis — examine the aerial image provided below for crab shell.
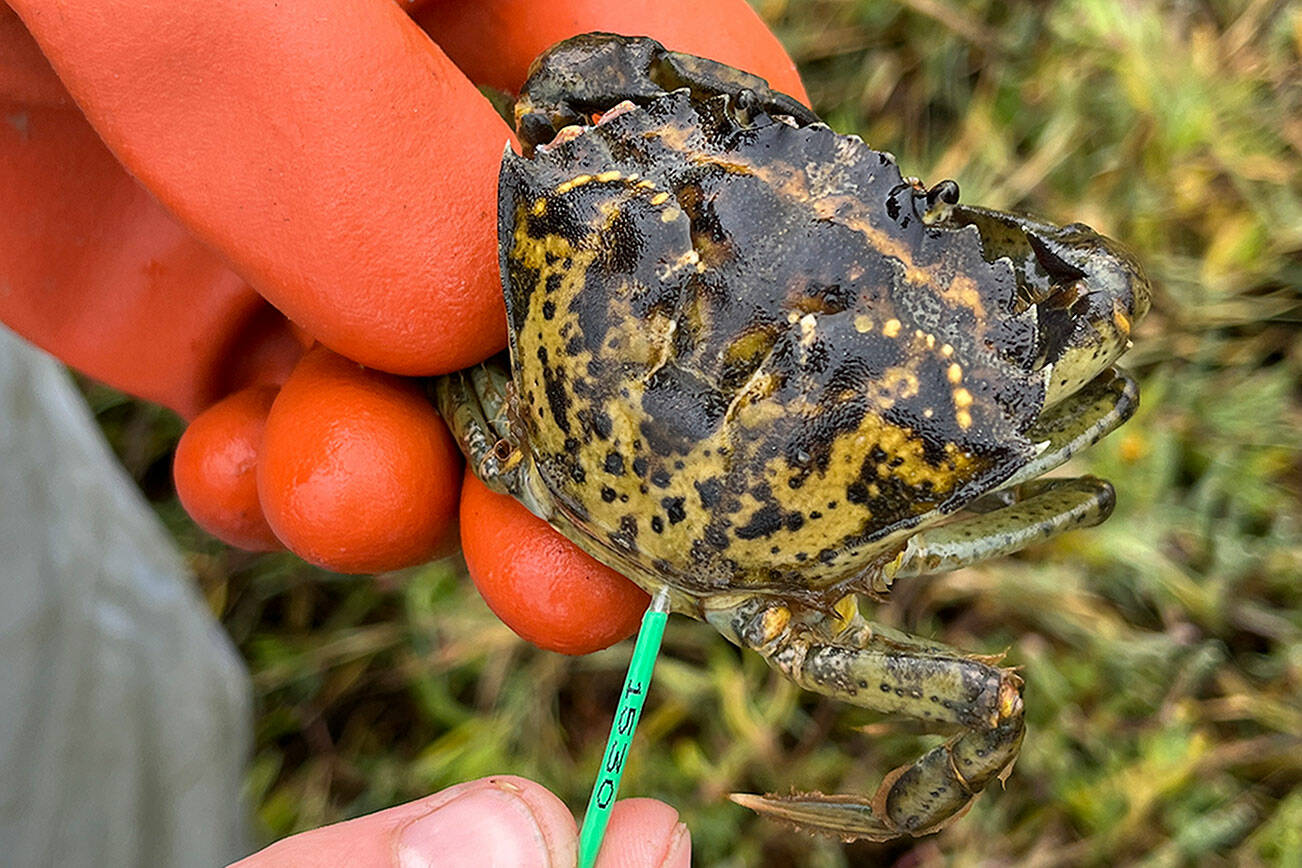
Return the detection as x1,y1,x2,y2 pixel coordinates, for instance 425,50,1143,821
497,89,1148,603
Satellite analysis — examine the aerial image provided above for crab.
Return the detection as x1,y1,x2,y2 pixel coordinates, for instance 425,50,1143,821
436,33,1151,841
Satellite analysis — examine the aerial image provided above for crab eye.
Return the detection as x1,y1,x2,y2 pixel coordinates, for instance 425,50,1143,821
1026,232,1088,285
926,179,960,208
492,439,514,462
519,112,557,148
732,88,761,125
920,179,960,224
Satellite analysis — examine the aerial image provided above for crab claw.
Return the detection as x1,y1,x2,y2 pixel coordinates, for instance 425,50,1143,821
727,683,1023,842
947,204,1152,407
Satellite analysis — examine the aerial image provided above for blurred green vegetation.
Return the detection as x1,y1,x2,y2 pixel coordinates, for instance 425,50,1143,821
91,1,1301,864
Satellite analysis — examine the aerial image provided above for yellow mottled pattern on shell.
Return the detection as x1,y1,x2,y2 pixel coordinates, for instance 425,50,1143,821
506,162,990,598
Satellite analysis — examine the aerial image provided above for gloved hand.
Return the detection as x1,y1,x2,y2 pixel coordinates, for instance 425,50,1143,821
1,0,807,654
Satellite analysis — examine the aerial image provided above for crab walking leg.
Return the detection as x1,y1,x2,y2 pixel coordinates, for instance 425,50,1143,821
1008,367,1138,486
881,475,1116,585
705,596,1025,840
845,367,1136,594
435,362,564,522
856,367,1137,591
434,366,512,486
731,719,1024,841
437,363,569,524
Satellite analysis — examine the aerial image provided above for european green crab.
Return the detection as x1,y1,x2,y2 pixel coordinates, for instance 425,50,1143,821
437,33,1150,841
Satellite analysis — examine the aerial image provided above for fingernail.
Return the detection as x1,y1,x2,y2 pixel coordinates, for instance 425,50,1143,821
660,822,691,868
397,786,550,868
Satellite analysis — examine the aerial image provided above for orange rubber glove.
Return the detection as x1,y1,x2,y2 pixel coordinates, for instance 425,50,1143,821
2,0,807,654
0,10,303,419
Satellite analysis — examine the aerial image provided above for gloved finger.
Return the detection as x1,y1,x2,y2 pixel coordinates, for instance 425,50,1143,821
416,0,808,103
0,4,68,106
459,471,648,655
0,103,301,418
174,386,284,551
10,0,513,377
257,346,462,573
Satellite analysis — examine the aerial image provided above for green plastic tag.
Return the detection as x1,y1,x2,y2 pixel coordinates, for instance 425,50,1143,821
576,587,671,868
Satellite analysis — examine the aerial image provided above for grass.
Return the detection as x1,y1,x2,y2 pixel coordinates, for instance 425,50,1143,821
90,1,1301,864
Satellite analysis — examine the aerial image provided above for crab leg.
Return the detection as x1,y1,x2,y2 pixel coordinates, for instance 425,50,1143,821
880,475,1116,584
434,362,560,522
705,595,1024,840
855,368,1136,591
433,364,514,488
1006,367,1138,487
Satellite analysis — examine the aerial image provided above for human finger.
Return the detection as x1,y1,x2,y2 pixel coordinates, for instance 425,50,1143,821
232,776,577,868
0,102,300,418
595,798,691,868
11,0,512,376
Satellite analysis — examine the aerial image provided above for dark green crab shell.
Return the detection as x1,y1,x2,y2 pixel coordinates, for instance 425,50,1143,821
497,88,1125,599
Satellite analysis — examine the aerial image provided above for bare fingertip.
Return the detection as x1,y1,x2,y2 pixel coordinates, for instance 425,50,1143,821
660,822,691,868
487,775,578,864
595,799,691,868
